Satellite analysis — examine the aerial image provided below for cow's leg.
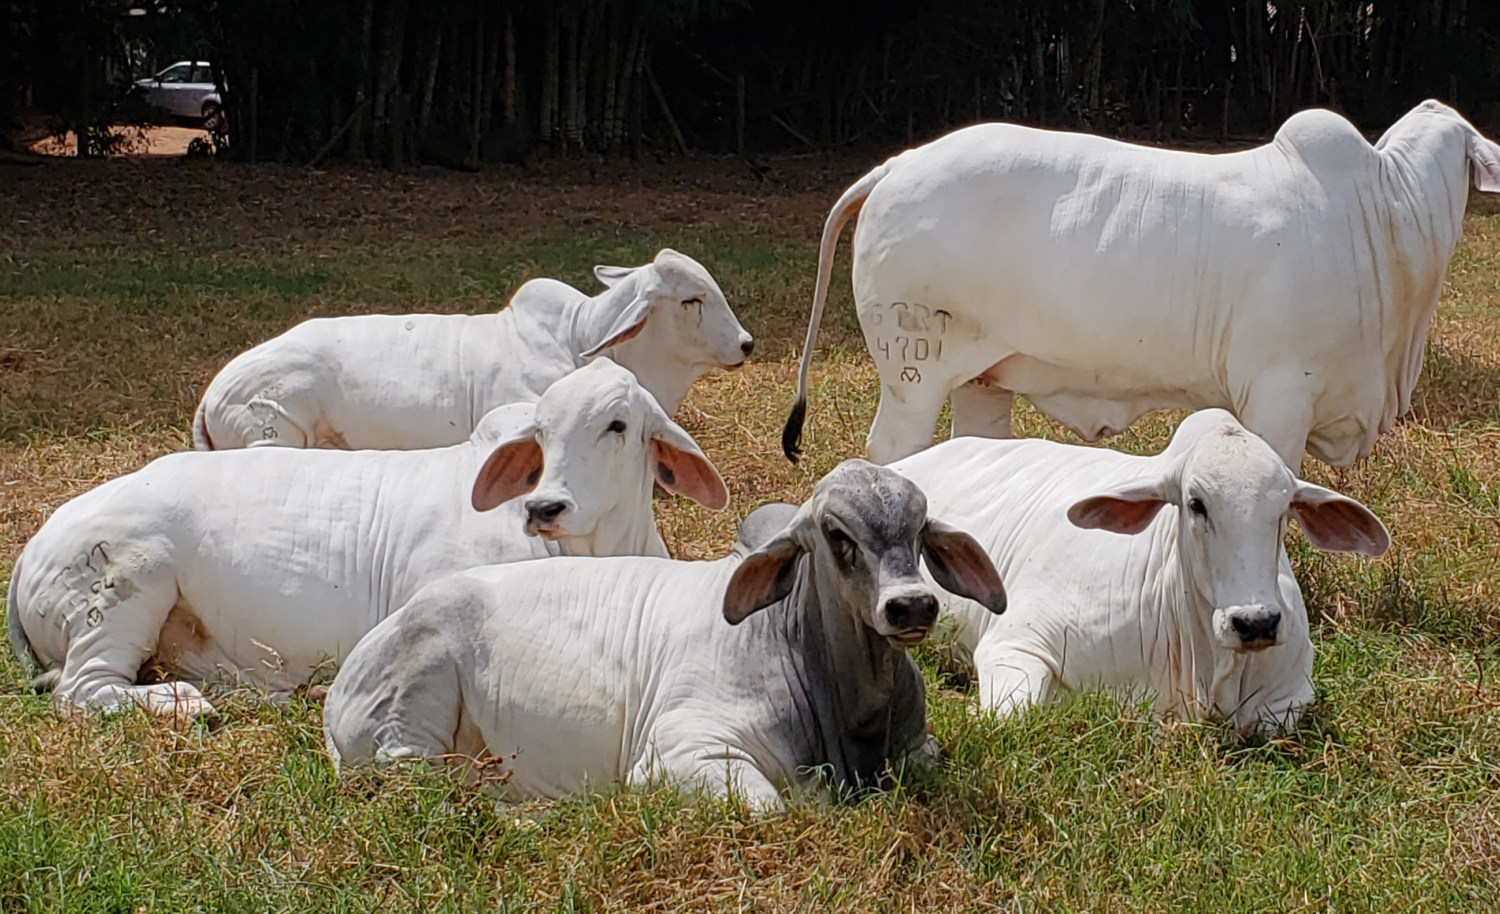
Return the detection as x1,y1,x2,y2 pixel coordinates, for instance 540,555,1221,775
950,381,1015,440
69,680,218,722
1238,377,1314,473
324,650,464,772
51,565,219,721
866,378,953,465
634,726,785,811
660,756,784,812
972,640,1057,717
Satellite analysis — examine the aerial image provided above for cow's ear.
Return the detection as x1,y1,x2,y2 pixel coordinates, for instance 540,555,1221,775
921,517,1006,614
650,421,729,510
1291,482,1390,556
723,533,803,624
582,292,654,357
594,264,637,288
1468,130,1500,193
1067,478,1177,535
472,429,543,511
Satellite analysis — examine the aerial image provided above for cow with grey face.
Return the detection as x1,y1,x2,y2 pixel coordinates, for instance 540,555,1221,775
890,409,1390,733
323,460,1006,810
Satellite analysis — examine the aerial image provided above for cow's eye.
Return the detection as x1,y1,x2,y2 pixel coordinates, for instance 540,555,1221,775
1188,497,1208,519
827,528,857,564
607,420,626,434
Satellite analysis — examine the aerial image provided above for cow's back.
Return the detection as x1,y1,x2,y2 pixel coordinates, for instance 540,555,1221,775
205,313,514,449
890,436,1170,658
330,556,744,797
14,445,504,690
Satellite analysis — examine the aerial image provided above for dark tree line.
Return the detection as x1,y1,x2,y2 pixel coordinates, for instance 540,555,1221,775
5,0,1498,163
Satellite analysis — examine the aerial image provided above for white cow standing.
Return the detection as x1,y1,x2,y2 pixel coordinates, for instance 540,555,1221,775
783,100,1500,468
324,460,1008,810
8,360,727,720
890,410,1390,734
194,248,752,450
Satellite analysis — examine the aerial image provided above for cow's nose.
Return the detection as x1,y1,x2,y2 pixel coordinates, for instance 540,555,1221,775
740,338,755,357
525,499,570,526
1231,609,1281,646
884,592,939,631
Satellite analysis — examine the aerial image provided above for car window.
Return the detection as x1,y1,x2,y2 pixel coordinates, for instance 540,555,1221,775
193,65,217,85
157,64,191,83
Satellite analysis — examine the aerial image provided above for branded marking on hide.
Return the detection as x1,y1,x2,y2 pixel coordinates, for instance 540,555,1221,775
869,303,952,376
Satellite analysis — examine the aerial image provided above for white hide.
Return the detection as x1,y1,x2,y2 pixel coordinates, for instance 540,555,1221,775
783,100,1500,468
194,248,752,450
8,359,727,719
323,460,1007,810
890,409,1390,734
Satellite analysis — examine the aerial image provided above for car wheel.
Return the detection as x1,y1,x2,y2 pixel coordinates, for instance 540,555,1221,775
202,102,226,134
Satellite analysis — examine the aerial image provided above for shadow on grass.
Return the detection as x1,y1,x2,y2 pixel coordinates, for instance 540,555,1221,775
1409,341,1500,429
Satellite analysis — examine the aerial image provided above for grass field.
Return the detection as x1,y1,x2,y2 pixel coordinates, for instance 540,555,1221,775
2,154,1499,912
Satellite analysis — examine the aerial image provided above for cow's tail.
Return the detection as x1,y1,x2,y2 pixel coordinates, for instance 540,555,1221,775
782,160,891,462
6,550,55,691
191,397,215,450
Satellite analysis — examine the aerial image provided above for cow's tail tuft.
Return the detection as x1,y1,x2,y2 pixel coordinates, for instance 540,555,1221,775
781,396,807,464
191,397,215,450
6,550,49,686
782,159,891,463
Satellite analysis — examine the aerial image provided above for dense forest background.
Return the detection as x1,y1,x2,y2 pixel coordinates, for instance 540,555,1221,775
5,0,1499,164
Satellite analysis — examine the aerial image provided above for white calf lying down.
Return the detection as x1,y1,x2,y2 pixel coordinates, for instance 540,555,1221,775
890,409,1390,733
784,100,1500,467
194,248,752,450
324,460,1006,809
8,359,727,718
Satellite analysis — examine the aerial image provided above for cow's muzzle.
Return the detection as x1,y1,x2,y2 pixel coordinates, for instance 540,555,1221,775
879,591,939,647
524,497,573,537
1227,605,1282,652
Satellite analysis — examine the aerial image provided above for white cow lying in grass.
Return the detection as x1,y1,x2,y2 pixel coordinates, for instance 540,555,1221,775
783,100,1500,468
8,360,728,720
194,248,752,450
324,460,1007,810
890,409,1390,734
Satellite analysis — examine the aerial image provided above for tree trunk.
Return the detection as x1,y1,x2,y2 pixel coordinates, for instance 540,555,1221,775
467,16,484,169
540,10,559,145
249,67,259,163
1087,0,1105,113
735,72,746,155
373,0,409,166
417,27,443,136
631,37,644,160
503,9,517,126
601,10,622,150
348,0,375,160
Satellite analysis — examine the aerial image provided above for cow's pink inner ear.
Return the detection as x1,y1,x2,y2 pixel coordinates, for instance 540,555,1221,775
722,540,800,623
1067,496,1168,535
1291,497,1391,556
472,437,544,511
650,438,729,510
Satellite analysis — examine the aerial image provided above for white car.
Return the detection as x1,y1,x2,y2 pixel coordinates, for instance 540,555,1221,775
134,61,221,123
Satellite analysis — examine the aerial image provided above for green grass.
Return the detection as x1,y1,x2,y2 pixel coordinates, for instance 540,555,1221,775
1,158,1499,911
